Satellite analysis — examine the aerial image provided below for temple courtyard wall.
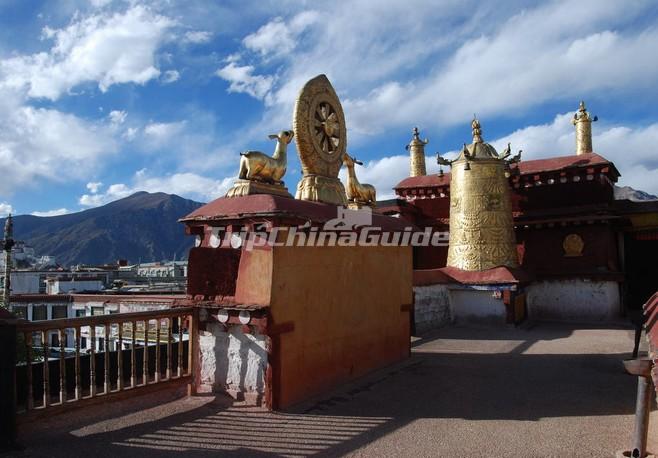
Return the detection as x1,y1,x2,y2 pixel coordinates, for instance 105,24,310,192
526,279,620,321
413,284,451,333
413,279,621,330
449,289,509,324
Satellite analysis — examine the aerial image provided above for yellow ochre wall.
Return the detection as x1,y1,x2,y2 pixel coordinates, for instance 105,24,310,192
269,244,413,408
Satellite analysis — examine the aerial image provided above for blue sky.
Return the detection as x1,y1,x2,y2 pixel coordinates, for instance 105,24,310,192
1,0,658,217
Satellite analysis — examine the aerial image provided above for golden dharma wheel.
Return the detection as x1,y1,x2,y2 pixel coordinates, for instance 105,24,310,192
293,74,346,178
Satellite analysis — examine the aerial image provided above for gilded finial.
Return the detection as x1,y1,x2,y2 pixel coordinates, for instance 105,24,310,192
572,101,597,124
572,100,597,155
407,126,429,147
471,116,483,143
407,126,428,176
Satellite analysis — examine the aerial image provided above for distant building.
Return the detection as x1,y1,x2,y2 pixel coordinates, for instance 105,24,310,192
46,276,105,294
0,241,57,270
10,293,186,351
0,269,111,294
137,261,187,279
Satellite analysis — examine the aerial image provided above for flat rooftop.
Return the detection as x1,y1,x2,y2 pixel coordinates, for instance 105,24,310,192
15,322,658,457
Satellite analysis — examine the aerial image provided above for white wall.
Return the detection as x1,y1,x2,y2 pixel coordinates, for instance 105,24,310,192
48,279,104,294
10,272,40,294
526,279,620,321
449,289,508,324
413,284,451,333
198,322,267,404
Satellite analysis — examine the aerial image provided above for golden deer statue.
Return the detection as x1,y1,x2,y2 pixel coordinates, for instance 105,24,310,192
342,153,376,206
238,130,294,184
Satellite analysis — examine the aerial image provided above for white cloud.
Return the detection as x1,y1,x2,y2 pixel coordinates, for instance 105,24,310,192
161,69,180,84
0,202,13,217
216,62,274,100
144,121,182,137
79,183,131,206
86,181,103,193
0,5,175,100
243,12,318,59
123,127,139,141
183,30,212,44
218,1,658,145
340,2,658,135
79,169,235,207
108,110,126,125
31,208,70,217
0,94,117,195
133,169,234,201
142,121,187,149
89,0,113,7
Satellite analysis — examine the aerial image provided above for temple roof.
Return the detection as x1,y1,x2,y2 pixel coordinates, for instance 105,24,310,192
395,152,619,190
181,194,413,231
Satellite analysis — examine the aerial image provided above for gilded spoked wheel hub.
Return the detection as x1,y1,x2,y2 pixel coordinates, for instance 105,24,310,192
316,103,340,154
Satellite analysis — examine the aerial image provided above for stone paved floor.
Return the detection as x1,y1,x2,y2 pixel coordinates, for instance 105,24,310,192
8,322,658,457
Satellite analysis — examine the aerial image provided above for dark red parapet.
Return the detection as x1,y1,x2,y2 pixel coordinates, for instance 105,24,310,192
394,152,618,191
187,247,241,301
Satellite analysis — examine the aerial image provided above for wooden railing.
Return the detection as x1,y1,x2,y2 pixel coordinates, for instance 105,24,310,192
13,307,196,416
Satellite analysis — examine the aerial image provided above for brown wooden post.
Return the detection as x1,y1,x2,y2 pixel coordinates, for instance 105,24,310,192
143,320,149,385
89,326,96,397
187,310,198,395
103,324,110,394
41,330,49,407
117,322,124,390
74,326,81,400
0,311,18,450
58,329,66,404
177,316,183,378
25,332,33,410
130,321,136,387
155,319,161,383
166,318,172,380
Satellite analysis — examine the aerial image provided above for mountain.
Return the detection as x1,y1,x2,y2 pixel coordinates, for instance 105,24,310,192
614,185,658,202
0,192,204,267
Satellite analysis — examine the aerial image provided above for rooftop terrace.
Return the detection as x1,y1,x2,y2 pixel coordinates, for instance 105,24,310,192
11,322,657,457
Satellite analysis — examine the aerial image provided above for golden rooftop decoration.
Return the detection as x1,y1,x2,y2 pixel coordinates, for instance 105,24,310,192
225,130,295,198
572,101,597,156
293,74,348,205
406,127,429,177
342,153,377,208
437,118,521,271
563,233,584,257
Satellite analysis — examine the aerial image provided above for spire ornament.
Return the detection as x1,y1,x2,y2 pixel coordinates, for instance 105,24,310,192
572,101,597,155
471,116,483,143
406,126,429,177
